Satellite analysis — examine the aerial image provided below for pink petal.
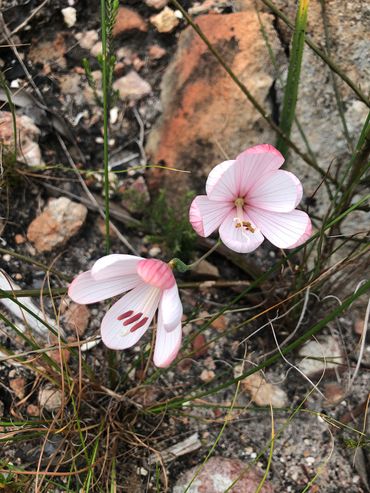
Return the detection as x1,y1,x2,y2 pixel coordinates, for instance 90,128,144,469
189,195,232,237
68,270,140,304
247,207,311,249
219,209,265,253
101,283,161,350
206,160,239,202
286,217,312,248
205,160,235,197
159,284,183,332
207,144,284,201
239,144,284,161
284,171,303,207
247,170,300,212
91,254,142,281
137,259,175,289
153,312,182,368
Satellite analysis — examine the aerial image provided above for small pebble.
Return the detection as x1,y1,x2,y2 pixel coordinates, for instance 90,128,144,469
61,7,77,28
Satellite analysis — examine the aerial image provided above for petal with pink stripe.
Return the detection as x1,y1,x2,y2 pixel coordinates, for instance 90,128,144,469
91,254,142,280
159,284,183,332
68,270,140,304
247,170,300,212
286,216,312,248
189,195,232,237
101,283,161,350
205,160,235,198
153,310,182,368
219,209,264,253
248,207,311,248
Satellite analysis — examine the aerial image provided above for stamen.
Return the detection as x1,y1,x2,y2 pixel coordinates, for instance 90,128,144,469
117,310,134,320
130,317,149,332
123,312,143,326
242,221,256,233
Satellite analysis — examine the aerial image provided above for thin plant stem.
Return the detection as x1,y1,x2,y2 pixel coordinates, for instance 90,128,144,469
320,0,353,153
169,239,221,272
276,0,310,156
260,0,369,107
100,0,111,255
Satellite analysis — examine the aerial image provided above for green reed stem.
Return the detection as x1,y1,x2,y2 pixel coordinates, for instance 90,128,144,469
261,0,369,107
100,0,111,255
276,0,310,156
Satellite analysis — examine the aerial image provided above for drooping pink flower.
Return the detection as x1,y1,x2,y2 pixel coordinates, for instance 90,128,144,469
68,255,183,368
189,144,312,253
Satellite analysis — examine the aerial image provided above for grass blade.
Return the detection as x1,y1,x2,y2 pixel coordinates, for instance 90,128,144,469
276,0,310,156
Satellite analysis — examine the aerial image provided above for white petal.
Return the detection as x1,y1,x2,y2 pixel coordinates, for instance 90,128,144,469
284,171,303,207
206,161,239,202
248,207,311,249
247,170,300,212
68,270,140,304
101,283,161,350
219,209,264,253
189,195,233,237
205,160,235,197
91,254,142,280
287,216,312,248
153,312,182,368
207,145,284,202
159,284,183,332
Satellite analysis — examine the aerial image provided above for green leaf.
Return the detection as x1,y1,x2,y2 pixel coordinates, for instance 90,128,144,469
276,0,310,157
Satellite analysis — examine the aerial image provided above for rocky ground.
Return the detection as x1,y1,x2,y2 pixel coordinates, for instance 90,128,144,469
0,0,369,492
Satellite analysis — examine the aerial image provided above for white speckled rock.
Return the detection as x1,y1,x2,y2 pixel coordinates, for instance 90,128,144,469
173,456,274,492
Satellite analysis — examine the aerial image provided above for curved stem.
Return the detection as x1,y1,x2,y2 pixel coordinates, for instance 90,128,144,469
186,238,221,269
170,238,221,272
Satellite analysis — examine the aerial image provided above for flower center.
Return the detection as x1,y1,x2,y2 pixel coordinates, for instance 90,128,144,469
233,197,258,237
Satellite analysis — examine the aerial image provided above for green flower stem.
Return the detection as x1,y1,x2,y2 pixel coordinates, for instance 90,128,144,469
261,0,369,107
170,238,221,272
276,0,310,156
100,0,111,255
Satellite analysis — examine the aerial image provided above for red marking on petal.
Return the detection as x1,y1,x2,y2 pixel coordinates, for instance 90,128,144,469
123,312,143,326
130,317,148,332
117,310,133,320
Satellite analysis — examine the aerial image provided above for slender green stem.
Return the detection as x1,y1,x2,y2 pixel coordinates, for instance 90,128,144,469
261,0,369,107
276,0,310,156
0,247,70,282
170,238,221,272
338,119,370,213
184,377,242,492
0,287,67,298
255,405,274,493
100,0,111,255
320,0,353,153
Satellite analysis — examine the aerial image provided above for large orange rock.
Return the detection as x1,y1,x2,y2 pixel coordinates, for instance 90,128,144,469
113,7,147,36
146,11,283,195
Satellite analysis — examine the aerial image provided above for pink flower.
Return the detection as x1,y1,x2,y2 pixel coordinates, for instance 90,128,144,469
68,255,183,368
189,144,312,253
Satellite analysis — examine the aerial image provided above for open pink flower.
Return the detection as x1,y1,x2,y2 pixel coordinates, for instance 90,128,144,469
68,255,182,368
189,144,312,253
